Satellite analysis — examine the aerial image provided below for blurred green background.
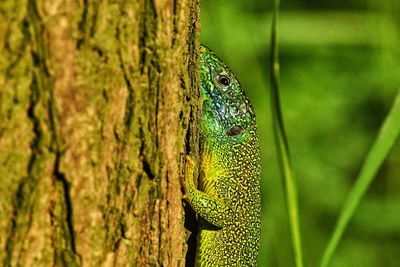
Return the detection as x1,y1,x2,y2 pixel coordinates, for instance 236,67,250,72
201,0,400,266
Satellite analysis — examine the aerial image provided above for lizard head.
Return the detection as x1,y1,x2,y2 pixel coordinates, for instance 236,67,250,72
200,45,256,140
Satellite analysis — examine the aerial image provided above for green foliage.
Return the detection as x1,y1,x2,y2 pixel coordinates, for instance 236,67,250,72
201,0,400,266
320,90,400,267
270,0,304,266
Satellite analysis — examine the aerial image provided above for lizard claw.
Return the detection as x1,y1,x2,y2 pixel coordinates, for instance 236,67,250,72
180,153,195,201
182,194,189,202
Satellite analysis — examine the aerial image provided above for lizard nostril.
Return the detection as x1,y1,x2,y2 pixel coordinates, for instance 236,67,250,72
226,125,244,136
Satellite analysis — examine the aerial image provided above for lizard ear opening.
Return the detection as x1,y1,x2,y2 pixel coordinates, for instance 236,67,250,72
226,125,244,136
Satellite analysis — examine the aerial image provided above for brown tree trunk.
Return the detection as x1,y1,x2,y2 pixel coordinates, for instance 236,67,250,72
0,0,201,266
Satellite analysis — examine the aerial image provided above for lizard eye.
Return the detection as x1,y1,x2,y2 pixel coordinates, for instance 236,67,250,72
226,125,244,136
218,75,231,87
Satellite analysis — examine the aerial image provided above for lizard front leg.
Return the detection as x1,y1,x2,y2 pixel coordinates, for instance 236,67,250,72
182,154,234,228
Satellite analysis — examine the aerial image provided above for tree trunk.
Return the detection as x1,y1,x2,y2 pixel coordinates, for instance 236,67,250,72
0,0,200,266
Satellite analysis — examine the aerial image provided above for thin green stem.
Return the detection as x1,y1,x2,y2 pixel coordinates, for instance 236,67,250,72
320,89,400,267
269,0,304,267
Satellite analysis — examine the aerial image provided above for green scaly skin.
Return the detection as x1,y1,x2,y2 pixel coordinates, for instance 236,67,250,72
183,46,261,266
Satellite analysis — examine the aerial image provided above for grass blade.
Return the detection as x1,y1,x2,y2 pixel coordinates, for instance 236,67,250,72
269,0,304,266
320,89,400,267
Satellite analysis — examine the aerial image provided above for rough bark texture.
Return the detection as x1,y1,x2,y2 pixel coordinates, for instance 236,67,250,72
0,0,200,266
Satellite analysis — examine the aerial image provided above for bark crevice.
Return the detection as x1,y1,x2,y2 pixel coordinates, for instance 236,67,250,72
0,0,201,265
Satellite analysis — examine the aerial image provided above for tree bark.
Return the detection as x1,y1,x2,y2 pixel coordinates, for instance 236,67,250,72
0,0,200,266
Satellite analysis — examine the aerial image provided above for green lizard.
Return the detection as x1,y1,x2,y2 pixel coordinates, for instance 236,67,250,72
182,46,261,266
